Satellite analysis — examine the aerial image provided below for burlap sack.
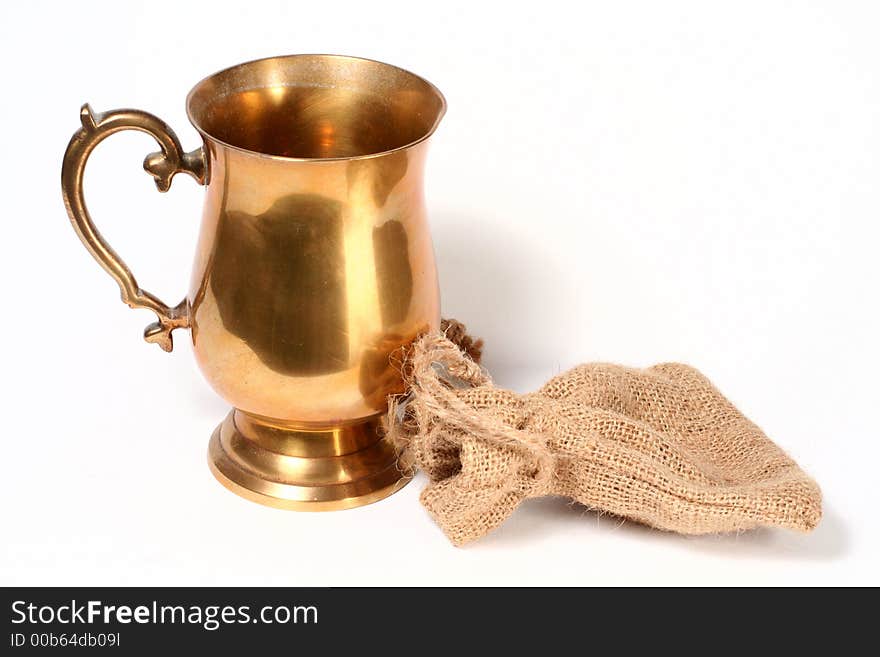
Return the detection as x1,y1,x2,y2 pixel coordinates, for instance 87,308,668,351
391,321,822,546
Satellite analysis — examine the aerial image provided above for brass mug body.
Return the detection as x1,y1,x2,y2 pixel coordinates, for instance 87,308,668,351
62,55,445,510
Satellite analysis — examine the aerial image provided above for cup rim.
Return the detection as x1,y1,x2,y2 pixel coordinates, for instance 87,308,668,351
185,53,447,162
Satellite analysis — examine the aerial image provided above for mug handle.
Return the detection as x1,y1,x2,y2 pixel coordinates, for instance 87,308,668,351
61,103,207,352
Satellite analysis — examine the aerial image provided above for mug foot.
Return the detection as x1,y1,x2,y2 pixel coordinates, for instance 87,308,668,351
207,409,411,511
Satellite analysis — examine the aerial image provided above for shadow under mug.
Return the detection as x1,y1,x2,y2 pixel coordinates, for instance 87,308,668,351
61,54,446,510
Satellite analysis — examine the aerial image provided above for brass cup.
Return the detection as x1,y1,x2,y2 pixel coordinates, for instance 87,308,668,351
62,55,445,510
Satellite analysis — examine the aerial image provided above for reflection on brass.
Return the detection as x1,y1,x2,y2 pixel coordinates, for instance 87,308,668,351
210,194,350,375
358,324,429,411
61,55,445,510
373,220,414,326
347,149,410,207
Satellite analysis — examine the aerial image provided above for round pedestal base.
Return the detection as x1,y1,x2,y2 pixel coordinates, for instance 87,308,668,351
207,410,411,511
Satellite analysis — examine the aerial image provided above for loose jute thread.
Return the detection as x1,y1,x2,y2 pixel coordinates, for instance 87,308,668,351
389,320,822,547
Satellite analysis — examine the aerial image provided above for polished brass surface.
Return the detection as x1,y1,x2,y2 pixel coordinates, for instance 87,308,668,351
208,412,409,511
62,104,207,351
61,55,445,510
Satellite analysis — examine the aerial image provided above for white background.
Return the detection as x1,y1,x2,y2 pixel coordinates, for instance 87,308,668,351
1,0,877,586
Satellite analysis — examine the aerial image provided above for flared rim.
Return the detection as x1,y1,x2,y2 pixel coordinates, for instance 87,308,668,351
185,53,447,162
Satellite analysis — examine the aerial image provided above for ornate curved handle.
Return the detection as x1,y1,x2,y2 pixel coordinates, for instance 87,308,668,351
61,104,207,352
